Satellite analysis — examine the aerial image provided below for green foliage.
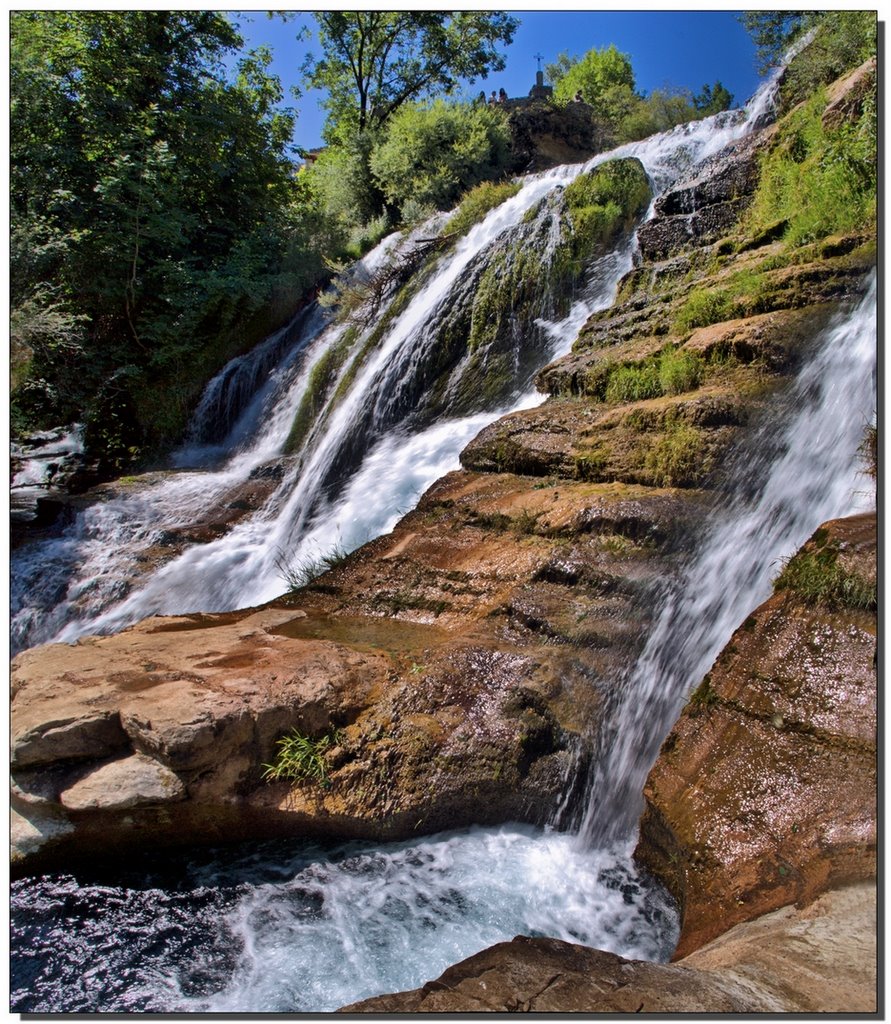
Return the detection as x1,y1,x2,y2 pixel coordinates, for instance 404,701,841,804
774,543,876,611
552,44,635,109
745,86,876,248
370,99,512,218
645,421,708,487
694,81,734,115
262,728,342,785
304,11,518,143
740,12,810,73
11,11,334,460
779,12,876,109
614,88,704,143
444,181,522,239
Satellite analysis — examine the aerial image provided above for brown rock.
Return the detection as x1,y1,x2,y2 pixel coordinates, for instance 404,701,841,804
12,472,699,873
59,753,186,811
822,57,876,132
341,883,875,1013
635,513,877,959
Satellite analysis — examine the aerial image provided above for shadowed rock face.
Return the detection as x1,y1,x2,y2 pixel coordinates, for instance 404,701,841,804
339,882,876,1013
635,513,876,959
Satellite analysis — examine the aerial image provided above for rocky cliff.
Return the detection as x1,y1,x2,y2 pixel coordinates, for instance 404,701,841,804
9,58,876,1014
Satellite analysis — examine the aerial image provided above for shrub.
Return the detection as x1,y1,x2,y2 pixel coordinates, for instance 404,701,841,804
859,421,877,480
370,99,511,218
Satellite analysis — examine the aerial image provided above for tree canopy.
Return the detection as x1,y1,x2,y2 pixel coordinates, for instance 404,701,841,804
11,11,335,466
303,12,518,143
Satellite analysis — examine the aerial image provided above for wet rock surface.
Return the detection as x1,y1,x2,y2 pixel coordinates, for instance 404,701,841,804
635,512,876,958
10,472,697,874
341,882,876,1013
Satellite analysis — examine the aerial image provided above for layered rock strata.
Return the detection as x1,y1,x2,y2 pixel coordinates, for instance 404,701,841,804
11,472,699,873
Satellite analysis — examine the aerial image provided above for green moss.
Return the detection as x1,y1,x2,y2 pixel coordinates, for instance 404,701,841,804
575,445,610,481
444,180,522,239
689,674,719,714
284,327,358,455
645,421,709,487
559,157,652,271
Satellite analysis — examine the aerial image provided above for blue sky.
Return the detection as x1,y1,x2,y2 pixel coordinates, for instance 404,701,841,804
228,9,763,153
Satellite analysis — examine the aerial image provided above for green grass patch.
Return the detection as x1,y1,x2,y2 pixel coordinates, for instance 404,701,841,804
604,346,704,404
774,543,876,610
262,728,342,786
645,420,709,487
745,86,876,249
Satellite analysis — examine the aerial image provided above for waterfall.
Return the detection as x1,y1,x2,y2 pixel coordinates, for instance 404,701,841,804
575,275,877,844
11,69,876,1014
11,92,772,655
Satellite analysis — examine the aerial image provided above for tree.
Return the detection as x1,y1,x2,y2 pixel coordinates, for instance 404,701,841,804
303,12,518,144
11,11,328,463
694,81,734,115
552,44,635,109
369,99,511,218
740,12,808,72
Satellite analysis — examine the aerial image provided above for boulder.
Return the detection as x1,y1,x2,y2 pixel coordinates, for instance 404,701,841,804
11,471,695,874
635,513,877,958
341,883,875,1013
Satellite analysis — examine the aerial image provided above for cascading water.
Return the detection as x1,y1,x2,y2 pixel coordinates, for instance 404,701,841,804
10,72,876,1013
12,90,767,656
576,274,877,845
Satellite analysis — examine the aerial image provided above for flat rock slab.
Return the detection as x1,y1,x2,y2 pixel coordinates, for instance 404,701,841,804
340,883,875,1013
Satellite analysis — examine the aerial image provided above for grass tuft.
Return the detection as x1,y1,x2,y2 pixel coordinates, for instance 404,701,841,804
262,728,342,786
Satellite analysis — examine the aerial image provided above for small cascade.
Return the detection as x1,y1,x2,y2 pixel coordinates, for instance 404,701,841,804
575,275,877,845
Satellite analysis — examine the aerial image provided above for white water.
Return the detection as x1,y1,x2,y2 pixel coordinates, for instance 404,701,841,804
12,90,776,654
10,71,876,1014
577,275,877,843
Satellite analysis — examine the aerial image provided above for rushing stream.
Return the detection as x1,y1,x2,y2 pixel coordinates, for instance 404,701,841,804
10,71,877,1012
